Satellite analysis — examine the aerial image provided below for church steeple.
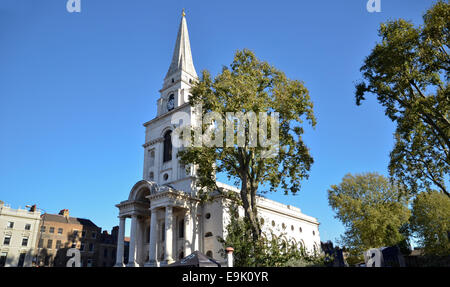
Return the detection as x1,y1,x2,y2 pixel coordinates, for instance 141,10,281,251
165,9,198,80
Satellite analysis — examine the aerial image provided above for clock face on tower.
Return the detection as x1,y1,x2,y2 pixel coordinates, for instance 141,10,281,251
167,94,175,111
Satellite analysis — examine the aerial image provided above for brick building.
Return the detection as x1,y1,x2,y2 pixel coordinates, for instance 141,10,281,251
96,227,118,267
36,209,101,267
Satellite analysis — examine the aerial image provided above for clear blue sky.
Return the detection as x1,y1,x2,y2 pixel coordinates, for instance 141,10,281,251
0,0,435,243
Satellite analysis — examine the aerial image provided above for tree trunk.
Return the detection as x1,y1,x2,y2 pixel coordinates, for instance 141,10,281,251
240,174,261,242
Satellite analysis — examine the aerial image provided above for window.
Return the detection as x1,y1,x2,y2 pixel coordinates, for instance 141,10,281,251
22,237,29,247
163,131,172,162
49,227,55,234
58,228,63,235
271,220,275,227
81,231,86,238
299,227,302,233
291,225,294,231
282,223,286,230
40,226,46,233
206,251,213,258
0,252,7,267
87,259,93,267
17,253,26,267
3,235,11,246
47,240,53,249
7,221,14,229
56,240,62,249
73,230,79,237
149,150,155,167
89,243,94,252
163,173,169,181
178,219,184,239
25,224,31,231
205,232,213,238
205,213,211,219
260,218,265,225
38,239,43,248
92,232,97,239
104,248,108,258
80,243,85,251
312,231,315,236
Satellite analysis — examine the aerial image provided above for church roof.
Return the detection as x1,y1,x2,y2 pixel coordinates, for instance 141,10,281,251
165,10,198,80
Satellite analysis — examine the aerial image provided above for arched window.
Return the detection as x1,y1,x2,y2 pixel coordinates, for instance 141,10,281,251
206,251,213,258
148,149,155,167
163,131,172,162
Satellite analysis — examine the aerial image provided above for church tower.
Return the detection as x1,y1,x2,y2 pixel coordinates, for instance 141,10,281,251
115,11,321,268
142,10,198,193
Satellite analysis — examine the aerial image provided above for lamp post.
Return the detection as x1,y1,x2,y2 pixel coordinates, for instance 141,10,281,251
26,205,46,267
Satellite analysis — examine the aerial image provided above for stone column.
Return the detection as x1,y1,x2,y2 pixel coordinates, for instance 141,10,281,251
145,208,158,267
164,205,174,264
127,215,138,267
184,211,192,256
226,247,234,267
136,217,144,265
114,217,126,267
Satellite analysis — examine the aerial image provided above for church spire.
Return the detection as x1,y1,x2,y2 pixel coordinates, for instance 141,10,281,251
165,9,198,80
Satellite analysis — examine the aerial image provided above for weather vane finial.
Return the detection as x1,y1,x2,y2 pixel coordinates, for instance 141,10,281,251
182,8,186,17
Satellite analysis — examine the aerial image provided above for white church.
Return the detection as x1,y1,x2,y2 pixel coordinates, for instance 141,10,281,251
114,11,321,267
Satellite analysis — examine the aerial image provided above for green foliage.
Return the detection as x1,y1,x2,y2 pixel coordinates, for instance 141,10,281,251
411,190,450,256
355,1,450,197
179,49,316,240
217,205,324,267
328,173,411,256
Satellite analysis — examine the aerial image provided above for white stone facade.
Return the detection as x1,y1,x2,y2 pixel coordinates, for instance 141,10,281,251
0,201,41,267
114,12,320,267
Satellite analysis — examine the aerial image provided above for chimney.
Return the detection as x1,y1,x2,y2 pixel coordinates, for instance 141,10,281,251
59,209,69,218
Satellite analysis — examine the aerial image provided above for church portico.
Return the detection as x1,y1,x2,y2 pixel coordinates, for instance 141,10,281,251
116,181,200,267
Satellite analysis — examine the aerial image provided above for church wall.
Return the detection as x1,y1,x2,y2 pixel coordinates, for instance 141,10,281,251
208,195,321,258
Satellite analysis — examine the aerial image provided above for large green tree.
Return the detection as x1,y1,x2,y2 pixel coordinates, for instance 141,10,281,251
328,173,411,257
411,190,450,256
178,49,316,241
355,1,450,197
